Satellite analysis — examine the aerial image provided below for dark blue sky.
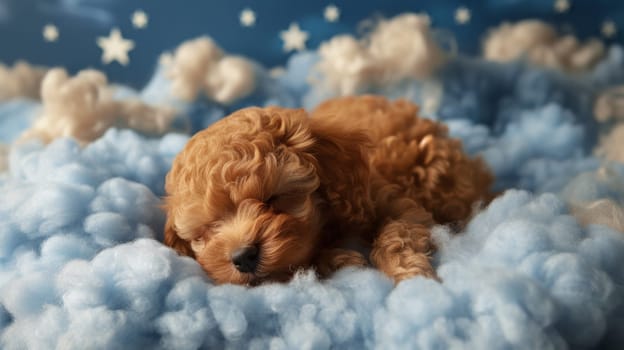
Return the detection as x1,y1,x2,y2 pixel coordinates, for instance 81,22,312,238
0,0,621,88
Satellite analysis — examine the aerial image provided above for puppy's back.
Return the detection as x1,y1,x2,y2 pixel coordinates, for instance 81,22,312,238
312,95,494,226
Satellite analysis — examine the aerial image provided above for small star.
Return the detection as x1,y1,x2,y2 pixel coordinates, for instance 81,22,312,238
554,0,571,13
455,6,471,25
132,10,149,29
240,8,256,27
280,23,309,52
97,28,135,66
324,5,340,22
43,24,59,42
602,20,617,38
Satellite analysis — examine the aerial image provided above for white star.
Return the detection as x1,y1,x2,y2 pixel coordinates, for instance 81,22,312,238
554,0,571,13
602,20,617,38
97,28,135,66
240,8,256,27
43,24,59,42
280,23,308,52
455,6,471,25
324,5,340,22
132,10,149,29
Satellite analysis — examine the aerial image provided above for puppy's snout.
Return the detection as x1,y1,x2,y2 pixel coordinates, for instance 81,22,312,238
231,245,259,273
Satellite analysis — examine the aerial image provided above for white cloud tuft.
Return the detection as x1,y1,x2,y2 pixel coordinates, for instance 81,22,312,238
572,198,624,233
594,86,624,162
594,85,624,123
483,20,606,72
0,61,47,101
165,37,256,104
20,68,176,145
316,13,445,95
596,124,624,163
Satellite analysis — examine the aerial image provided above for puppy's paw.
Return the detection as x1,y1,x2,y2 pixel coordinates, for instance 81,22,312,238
380,252,438,283
314,248,369,278
370,220,438,283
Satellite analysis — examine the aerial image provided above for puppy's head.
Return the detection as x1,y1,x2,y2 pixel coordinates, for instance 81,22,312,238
163,106,373,285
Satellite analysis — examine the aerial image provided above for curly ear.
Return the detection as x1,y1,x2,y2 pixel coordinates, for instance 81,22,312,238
308,116,375,228
163,215,195,258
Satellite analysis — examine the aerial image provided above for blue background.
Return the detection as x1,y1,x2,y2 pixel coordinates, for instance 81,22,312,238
0,0,622,88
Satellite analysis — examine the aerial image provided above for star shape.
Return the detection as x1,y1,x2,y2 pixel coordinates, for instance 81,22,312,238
455,6,471,25
324,5,340,22
240,8,256,27
43,24,59,42
602,20,617,38
554,0,571,13
132,10,149,29
280,23,308,52
97,28,135,66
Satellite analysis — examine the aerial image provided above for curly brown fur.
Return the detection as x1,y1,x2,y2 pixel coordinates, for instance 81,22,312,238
163,95,493,285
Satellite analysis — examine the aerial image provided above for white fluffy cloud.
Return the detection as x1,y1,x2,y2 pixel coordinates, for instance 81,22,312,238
315,13,445,95
164,37,256,104
483,20,606,72
572,198,624,233
593,86,624,163
20,68,176,144
594,85,624,123
596,124,624,163
0,61,47,101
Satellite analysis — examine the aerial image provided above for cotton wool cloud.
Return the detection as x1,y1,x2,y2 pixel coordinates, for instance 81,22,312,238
19,69,177,145
596,124,624,163
140,36,298,134
483,19,606,72
593,85,624,163
590,46,624,91
0,61,47,102
594,85,624,123
572,198,624,233
1,187,623,348
8,129,187,196
315,13,444,96
433,57,600,193
163,37,257,105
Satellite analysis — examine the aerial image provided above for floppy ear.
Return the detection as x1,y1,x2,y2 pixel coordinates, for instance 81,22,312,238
163,214,195,258
308,117,375,227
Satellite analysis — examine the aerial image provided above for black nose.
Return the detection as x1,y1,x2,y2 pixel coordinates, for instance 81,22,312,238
231,246,259,273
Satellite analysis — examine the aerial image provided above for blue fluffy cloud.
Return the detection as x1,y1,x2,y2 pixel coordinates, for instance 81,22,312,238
1,187,622,348
0,99,40,144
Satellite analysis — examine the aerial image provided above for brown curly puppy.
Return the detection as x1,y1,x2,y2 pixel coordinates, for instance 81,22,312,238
163,95,493,285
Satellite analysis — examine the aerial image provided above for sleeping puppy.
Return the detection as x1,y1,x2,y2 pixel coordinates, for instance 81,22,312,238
163,95,493,285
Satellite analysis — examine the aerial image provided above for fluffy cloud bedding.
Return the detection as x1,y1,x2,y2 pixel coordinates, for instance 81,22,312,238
1,14,624,349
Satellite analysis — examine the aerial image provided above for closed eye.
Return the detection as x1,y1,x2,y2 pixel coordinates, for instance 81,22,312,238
201,222,222,235
190,236,206,252
266,195,279,204
265,195,285,213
